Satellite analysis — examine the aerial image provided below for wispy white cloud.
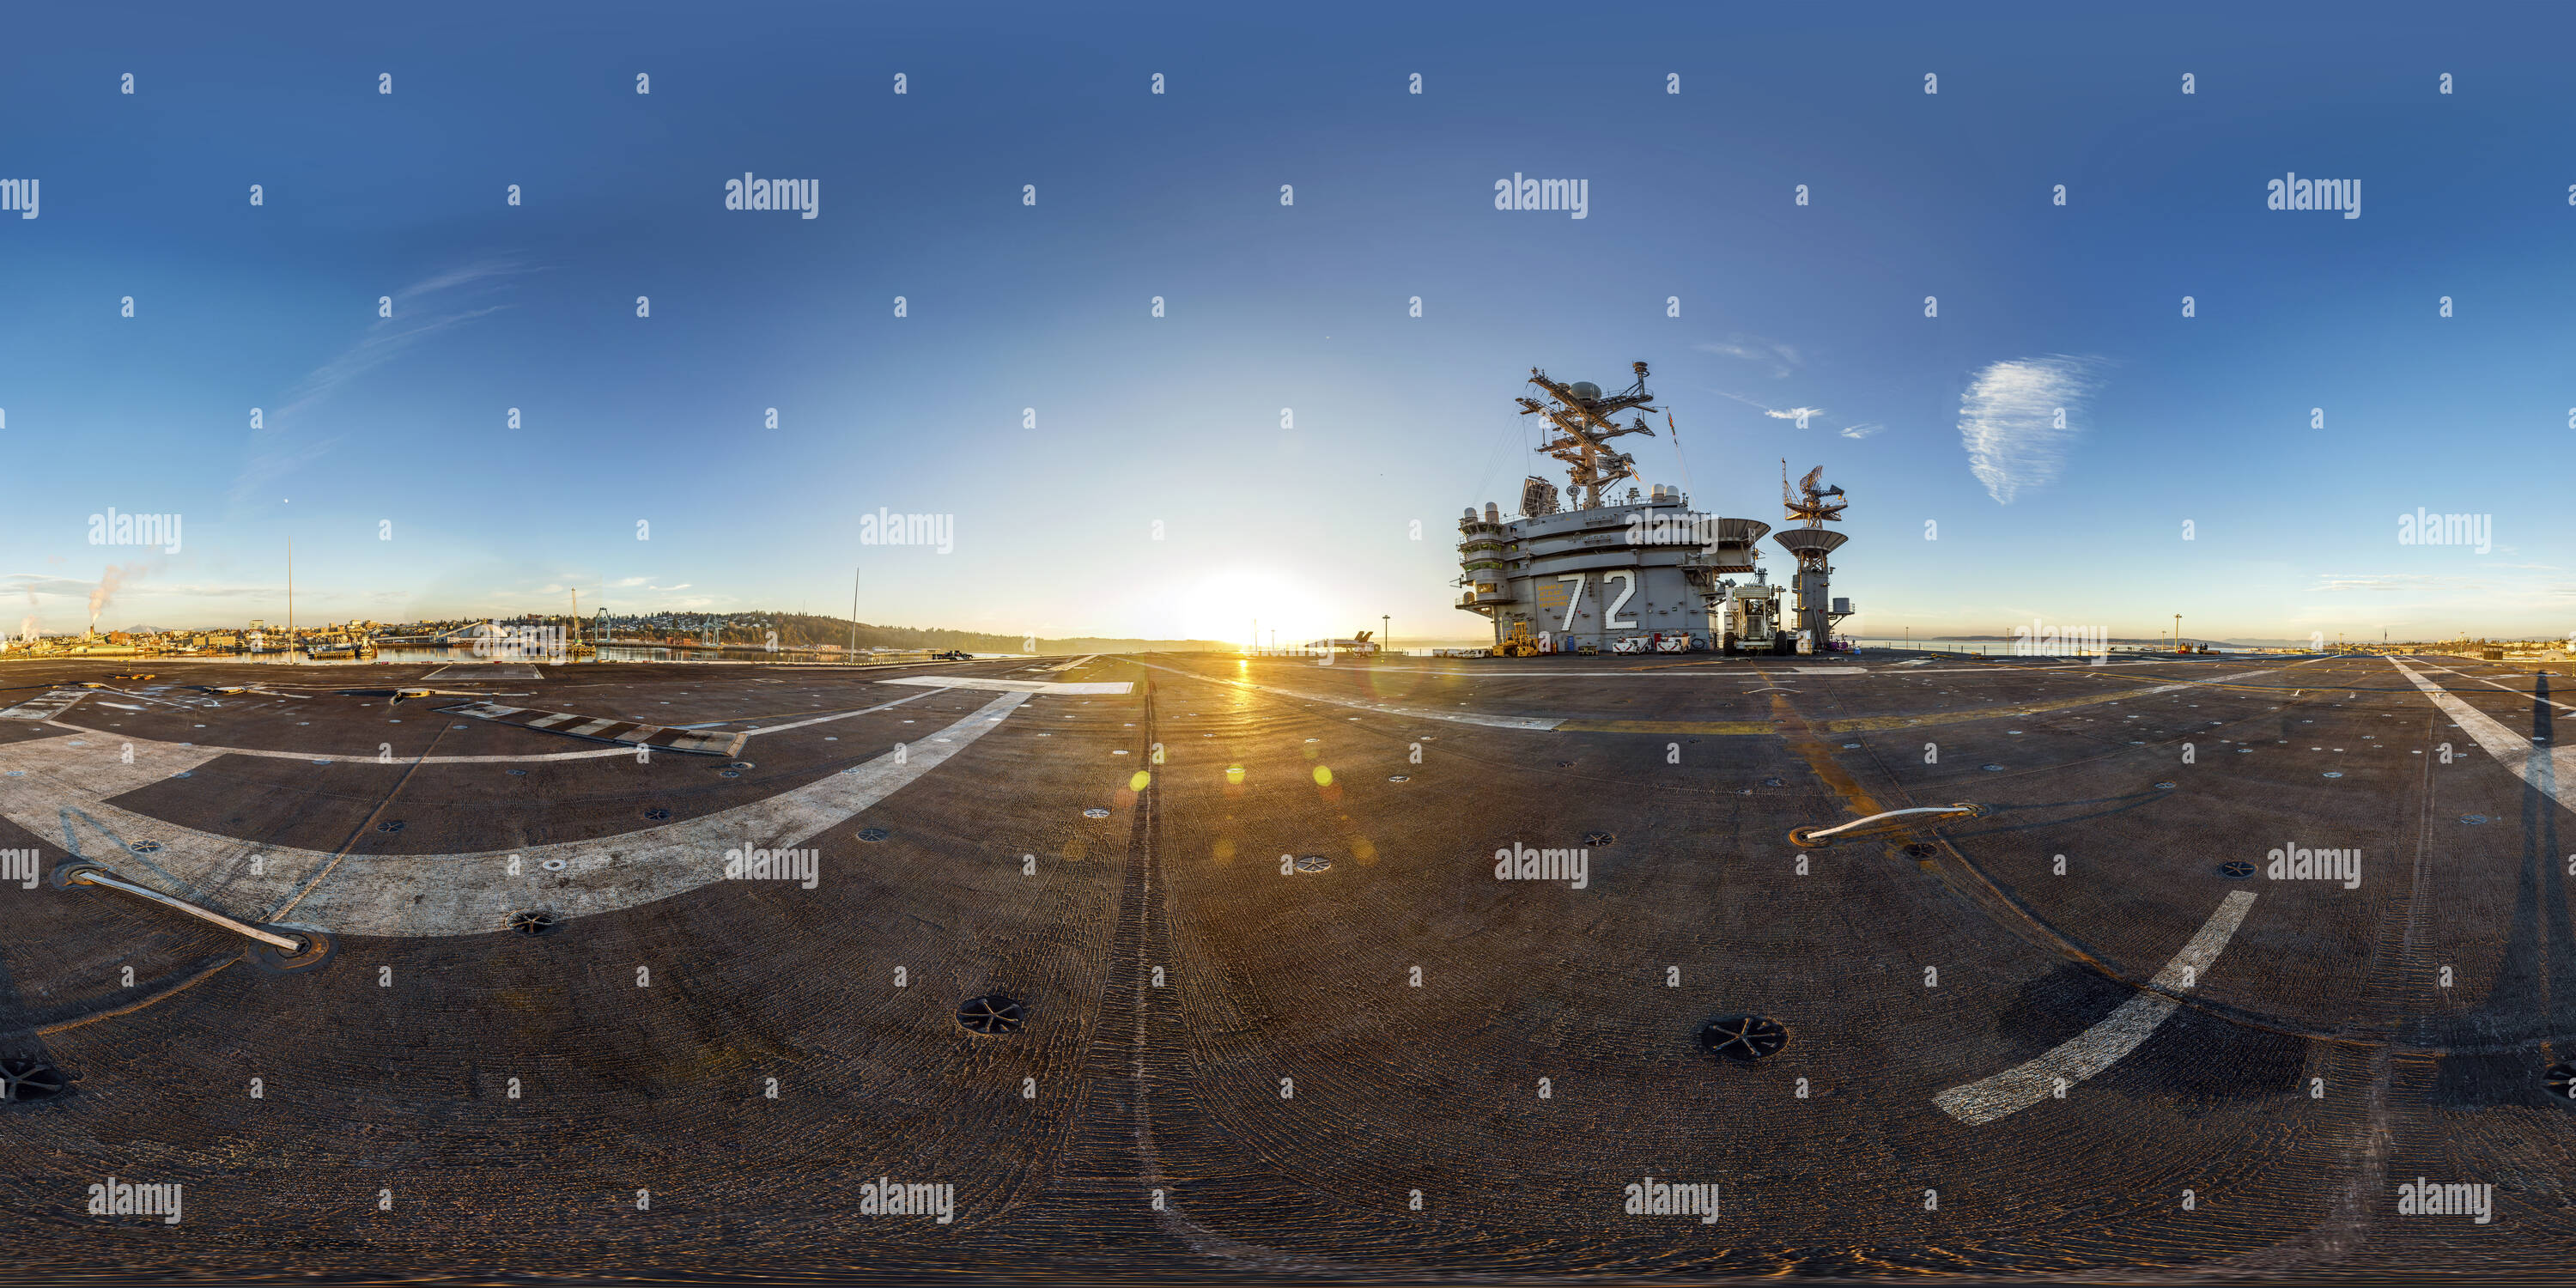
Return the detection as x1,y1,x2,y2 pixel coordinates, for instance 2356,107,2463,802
1,573,105,600
2311,573,2441,593
229,258,537,509
1958,355,2106,505
1693,386,1886,445
1698,386,1778,413
1695,335,1802,378
611,576,652,588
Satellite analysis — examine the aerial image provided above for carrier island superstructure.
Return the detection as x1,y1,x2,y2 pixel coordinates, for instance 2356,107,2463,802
1455,362,1855,654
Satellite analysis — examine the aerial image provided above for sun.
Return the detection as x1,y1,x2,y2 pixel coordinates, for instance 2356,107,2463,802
1176,568,1324,646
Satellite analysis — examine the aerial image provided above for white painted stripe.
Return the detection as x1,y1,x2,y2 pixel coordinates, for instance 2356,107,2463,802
878,677,1132,696
85,687,205,711
564,719,617,737
2414,661,2576,716
1934,890,2257,1125
1,690,87,720
1,690,1034,937
739,690,945,735
2389,657,2576,816
32,690,942,769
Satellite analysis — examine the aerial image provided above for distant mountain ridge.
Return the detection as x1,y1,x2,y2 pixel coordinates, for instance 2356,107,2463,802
616,611,1233,654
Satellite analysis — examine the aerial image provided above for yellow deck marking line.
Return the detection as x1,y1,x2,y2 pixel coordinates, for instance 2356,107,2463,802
1142,661,2285,737
1767,687,1887,820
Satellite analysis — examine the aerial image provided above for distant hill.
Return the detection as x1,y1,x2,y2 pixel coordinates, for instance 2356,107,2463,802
620,611,1233,655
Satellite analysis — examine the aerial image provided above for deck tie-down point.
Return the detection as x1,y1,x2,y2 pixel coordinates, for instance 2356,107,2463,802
1789,803,1984,849
52,860,336,973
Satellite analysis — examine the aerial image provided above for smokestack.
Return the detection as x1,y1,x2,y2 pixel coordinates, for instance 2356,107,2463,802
88,563,142,637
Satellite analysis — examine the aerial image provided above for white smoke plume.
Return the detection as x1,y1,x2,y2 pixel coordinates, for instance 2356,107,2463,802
88,563,147,632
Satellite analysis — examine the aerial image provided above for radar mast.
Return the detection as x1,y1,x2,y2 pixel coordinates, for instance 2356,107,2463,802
1516,361,1660,511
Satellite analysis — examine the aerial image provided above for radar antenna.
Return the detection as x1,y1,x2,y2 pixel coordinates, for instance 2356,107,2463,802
1774,461,1853,652
1783,460,1848,526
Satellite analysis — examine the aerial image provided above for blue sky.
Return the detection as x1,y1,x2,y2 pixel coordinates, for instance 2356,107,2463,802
3,1,2572,645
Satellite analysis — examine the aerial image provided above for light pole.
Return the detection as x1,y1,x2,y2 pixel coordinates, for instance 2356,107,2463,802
1382,614,1389,658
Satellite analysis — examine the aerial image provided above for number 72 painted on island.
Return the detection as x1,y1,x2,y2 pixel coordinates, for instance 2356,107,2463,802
1554,571,1637,632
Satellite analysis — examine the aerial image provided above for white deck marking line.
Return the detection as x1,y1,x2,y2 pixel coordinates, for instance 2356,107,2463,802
1037,653,1100,673
77,686,208,712
2389,657,2575,816
2413,663,2576,716
878,676,1132,696
1934,890,2257,1125
29,690,944,766
0,690,1033,937
1,689,90,720
737,688,949,734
